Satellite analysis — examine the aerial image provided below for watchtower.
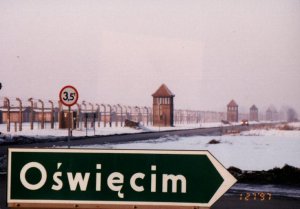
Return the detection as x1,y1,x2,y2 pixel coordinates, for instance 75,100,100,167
152,84,175,127
249,105,258,121
227,100,238,122
266,106,278,121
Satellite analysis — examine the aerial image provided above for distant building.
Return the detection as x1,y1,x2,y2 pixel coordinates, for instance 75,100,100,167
266,108,273,121
266,106,278,121
227,100,238,122
249,105,259,121
152,84,175,127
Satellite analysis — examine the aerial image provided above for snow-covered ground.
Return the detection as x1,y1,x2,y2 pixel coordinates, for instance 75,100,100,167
0,120,279,138
288,122,300,128
1,122,299,171
76,127,300,171
0,121,225,139
0,122,141,139
2,122,299,199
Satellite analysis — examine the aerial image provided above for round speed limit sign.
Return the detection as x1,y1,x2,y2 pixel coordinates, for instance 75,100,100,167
59,85,79,107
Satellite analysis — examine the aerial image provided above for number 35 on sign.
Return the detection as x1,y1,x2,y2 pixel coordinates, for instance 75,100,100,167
59,85,79,107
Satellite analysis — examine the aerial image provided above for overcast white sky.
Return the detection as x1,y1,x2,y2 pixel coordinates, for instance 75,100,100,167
1,0,300,113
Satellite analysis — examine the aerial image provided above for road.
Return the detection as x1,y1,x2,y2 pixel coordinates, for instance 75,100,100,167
2,122,297,209
0,124,256,156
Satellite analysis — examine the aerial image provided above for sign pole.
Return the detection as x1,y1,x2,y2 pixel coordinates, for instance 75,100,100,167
59,85,79,148
68,106,71,148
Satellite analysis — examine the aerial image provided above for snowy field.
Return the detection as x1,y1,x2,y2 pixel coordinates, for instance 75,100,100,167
0,120,276,138
76,127,300,171
0,121,226,139
1,122,299,171
0,122,141,138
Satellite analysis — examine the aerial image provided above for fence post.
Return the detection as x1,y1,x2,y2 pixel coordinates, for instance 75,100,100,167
4,97,10,132
16,98,22,131
118,104,123,127
113,105,118,127
28,98,34,130
75,103,81,129
38,99,45,129
96,104,100,127
49,100,54,129
82,101,87,128
144,106,149,126
107,104,112,127
89,103,94,128
101,104,107,127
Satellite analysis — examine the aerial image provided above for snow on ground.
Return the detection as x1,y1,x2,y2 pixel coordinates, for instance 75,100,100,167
288,122,300,128
1,121,299,171
0,122,225,139
0,120,279,139
241,128,300,137
77,128,300,171
0,122,142,139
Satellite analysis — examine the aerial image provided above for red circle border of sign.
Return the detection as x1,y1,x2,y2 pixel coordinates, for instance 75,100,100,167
59,85,79,107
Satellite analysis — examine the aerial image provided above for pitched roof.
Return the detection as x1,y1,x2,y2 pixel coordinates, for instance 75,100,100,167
250,105,258,110
227,99,238,107
152,84,175,97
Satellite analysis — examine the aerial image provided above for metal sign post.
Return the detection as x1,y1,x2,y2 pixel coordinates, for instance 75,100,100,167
59,85,79,148
68,106,71,146
7,148,237,209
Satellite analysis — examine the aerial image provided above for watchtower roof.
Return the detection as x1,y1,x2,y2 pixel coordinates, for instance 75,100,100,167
227,99,238,107
152,84,175,97
250,105,258,110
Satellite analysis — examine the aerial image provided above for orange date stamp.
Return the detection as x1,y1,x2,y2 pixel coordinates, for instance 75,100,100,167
240,192,272,201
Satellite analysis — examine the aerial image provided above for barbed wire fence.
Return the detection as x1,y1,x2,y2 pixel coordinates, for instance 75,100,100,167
0,96,278,133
